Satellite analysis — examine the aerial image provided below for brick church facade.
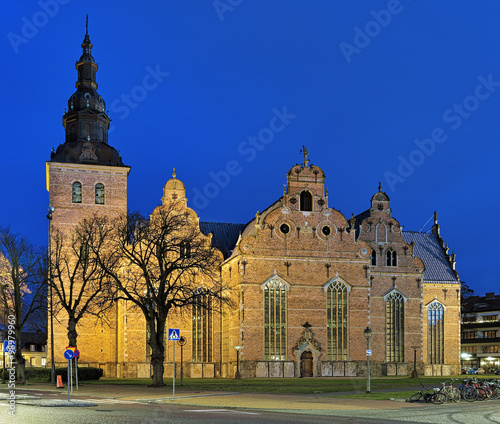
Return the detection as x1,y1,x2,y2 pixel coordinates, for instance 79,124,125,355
46,29,461,378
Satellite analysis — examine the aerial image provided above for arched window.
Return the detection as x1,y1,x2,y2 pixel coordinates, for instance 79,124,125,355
371,250,377,266
428,302,444,364
386,291,405,362
300,190,312,211
72,182,82,203
386,249,397,266
326,280,349,360
95,183,105,204
192,290,213,362
263,279,287,360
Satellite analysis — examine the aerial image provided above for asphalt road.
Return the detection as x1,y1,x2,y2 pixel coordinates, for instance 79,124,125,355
3,398,500,424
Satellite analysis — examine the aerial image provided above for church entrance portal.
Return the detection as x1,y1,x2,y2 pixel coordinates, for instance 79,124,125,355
300,351,313,377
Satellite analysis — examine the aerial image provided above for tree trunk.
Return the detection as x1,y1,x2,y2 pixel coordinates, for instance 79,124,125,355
67,317,78,347
14,326,25,384
148,317,166,387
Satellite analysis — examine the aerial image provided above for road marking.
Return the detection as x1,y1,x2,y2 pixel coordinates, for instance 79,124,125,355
186,409,260,415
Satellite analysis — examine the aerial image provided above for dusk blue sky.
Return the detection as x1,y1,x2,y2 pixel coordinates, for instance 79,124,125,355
2,1,498,295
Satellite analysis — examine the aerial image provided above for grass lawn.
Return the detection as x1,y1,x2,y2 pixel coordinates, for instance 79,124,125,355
83,376,474,396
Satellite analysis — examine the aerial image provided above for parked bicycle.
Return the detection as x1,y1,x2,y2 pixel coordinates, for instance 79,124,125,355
407,383,446,405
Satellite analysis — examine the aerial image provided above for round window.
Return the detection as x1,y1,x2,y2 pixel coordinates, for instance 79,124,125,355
322,226,331,236
280,223,290,234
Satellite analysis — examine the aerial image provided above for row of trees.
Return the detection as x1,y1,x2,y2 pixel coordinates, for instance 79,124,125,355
49,203,227,387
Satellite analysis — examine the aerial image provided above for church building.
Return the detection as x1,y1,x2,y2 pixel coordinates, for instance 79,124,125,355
46,28,461,378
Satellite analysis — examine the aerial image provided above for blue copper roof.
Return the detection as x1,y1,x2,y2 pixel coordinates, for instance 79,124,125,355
402,231,458,283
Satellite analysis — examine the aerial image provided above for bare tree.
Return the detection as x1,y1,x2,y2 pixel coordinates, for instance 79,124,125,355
0,227,46,384
50,215,116,347
101,204,227,387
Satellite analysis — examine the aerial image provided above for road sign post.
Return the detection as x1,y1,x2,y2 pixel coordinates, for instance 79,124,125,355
74,349,80,390
63,349,74,401
168,329,180,401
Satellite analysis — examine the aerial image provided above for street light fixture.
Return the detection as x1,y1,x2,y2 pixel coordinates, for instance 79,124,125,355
363,326,372,394
234,345,242,380
46,207,56,385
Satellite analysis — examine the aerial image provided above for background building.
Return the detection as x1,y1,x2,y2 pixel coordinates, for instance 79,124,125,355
461,293,500,371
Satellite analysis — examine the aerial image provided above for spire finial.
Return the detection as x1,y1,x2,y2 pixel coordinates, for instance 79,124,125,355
300,146,309,166
172,168,176,179
86,14,88,36
434,210,438,225
378,181,382,191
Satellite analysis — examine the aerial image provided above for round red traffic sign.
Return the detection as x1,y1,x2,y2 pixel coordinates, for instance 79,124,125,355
73,349,80,358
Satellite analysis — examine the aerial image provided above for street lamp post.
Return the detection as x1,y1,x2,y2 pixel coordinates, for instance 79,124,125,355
177,336,186,386
234,346,242,380
46,207,56,385
411,346,418,378
363,326,372,394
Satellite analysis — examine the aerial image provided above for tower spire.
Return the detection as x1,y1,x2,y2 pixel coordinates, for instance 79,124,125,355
86,14,88,36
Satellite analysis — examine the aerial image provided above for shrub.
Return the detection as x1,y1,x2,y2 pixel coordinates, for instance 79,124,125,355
26,367,103,383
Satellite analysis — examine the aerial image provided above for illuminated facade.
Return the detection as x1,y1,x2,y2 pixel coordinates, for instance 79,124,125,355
46,29,461,378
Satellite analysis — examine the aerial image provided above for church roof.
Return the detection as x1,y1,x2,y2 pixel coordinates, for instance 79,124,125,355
401,231,458,283
199,222,246,259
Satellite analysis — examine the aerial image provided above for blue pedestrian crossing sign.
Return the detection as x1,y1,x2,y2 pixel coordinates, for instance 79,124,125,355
168,329,180,341
64,349,74,360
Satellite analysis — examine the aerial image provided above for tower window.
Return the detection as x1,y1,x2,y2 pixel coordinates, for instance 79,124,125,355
386,249,397,266
72,182,82,203
180,242,191,258
371,250,377,266
95,183,105,204
300,190,313,211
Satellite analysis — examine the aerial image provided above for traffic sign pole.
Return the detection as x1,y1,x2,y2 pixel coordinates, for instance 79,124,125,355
172,341,175,401
63,349,75,401
67,359,70,401
168,329,180,401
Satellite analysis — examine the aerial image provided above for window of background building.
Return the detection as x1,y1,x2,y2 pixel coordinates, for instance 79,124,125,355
484,330,498,339
386,291,405,362
264,279,287,360
462,331,477,339
326,280,348,360
483,345,499,353
428,302,444,364
463,346,477,354
192,291,213,362
483,315,498,321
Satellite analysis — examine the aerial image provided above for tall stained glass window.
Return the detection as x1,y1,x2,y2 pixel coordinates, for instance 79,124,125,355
428,302,444,364
326,280,349,360
386,291,405,362
264,279,287,360
192,291,213,362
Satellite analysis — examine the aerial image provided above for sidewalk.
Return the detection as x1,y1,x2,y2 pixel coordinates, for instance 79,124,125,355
8,383,425,411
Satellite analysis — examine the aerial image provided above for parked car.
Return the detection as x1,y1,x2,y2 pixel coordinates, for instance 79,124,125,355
494,369,500,375
477,368,485,375
466,368,478,375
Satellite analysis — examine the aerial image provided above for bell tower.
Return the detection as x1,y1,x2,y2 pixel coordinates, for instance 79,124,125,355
46,19,130,375
46,18,130,234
